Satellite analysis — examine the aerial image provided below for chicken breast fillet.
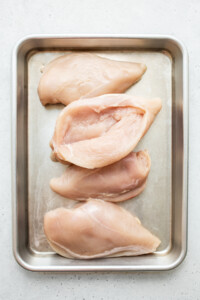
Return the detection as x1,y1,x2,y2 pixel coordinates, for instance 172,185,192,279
44,199,161,259
50,94,162,169
50,150,151,202
38,53,147,106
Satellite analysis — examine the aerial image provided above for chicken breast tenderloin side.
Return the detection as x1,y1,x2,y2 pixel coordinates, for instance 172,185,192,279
44,199,161,259
50,150,151,202
50,94,162,169
38,53,147,106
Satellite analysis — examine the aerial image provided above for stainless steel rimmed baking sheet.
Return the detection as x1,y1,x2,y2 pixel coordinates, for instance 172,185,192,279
12,35,188,271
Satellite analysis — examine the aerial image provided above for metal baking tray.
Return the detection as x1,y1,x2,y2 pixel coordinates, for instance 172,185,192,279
12,35,188,271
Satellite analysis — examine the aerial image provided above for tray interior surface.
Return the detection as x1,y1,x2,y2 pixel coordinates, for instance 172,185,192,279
28,50,172,255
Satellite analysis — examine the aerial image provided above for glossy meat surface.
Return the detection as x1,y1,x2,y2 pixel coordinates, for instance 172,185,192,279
51,94,162,168
38,53,146,105
50,151,151,202
44,200,161,259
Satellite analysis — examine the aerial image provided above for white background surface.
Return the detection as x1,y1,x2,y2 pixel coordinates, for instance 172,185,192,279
0,0,199,299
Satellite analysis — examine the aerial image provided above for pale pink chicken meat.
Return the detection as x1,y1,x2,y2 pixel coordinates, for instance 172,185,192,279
38,53,147,106
44,199,161,259
50,94,162,169
50,150,151,202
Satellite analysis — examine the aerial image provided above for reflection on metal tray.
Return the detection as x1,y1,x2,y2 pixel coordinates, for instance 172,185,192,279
12,35,188,271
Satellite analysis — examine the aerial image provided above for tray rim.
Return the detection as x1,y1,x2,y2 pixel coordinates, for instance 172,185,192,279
12,34,188,272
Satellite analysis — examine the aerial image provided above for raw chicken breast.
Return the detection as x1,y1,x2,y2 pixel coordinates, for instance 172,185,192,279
38,53,147,106
50,151,151,202
50,94,162,168
44,199,161,259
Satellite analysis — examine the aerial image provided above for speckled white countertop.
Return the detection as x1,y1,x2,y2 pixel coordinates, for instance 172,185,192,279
0,0,199,299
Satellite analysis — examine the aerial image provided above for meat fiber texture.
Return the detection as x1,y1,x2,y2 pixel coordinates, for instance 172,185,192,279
50,150,151,202
50,94,162,169
44,199,161,259
38,53,147,105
